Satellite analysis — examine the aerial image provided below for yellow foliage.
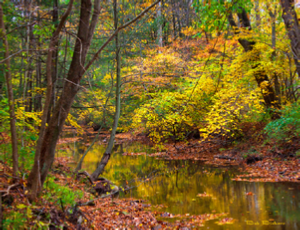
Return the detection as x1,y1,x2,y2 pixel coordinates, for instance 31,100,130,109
66,113,84,135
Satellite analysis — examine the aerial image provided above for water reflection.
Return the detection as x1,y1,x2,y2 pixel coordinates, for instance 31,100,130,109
57,134,300,229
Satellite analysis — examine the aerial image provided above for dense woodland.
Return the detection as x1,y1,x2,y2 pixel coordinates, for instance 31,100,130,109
0,0,300,228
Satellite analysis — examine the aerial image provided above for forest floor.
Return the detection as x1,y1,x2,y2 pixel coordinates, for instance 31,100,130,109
1,122,300,229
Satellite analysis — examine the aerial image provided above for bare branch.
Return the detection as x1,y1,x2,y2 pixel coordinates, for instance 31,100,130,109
84,0,161,73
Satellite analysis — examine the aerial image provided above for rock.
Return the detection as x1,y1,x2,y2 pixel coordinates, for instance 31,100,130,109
77,216,83,224
92,124,101,131
246,155,263,164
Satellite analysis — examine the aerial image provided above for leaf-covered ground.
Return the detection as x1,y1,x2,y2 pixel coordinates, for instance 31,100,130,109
1,156,233,229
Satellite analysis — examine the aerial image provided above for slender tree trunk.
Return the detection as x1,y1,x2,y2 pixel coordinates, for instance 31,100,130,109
91,0,121,180
48,0,59,122
27,0,76,200
280,0,300,78
185,0,190,27
254,0,261,28
24,1,33,115
269,6,281,103
157,1,163,47
74,87,112,173
172,0,176,39
75,125,104,173
0,4,19,176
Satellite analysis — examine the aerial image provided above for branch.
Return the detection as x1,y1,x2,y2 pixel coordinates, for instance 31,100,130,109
7,21,37,35
76,171,94,185
52,0,74,39
83,0,161,73
0,49,48,63
77,189,120,207
0,50,24,63
0,183,20,197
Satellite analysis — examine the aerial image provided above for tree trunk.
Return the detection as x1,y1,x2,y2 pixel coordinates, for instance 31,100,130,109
254,0,261,28
280,0,300,78
48,0,59,122
0,4,19,176
157,1,163,47
27,0,76,200
74,87,112,173
269,5,281,103
91,0,121,180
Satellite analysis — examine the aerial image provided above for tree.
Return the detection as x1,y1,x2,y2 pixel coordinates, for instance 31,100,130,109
193,0,281,118
280,0,300,79
227,8,281,117
0,3,18,176
27,0,75,200
27,0,162,200
91,0,121,180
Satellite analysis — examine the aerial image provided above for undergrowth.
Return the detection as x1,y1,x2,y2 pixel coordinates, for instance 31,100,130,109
264,103,300,143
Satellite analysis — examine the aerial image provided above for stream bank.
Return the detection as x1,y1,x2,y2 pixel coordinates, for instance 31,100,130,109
55,129,300,229
2,126,299,229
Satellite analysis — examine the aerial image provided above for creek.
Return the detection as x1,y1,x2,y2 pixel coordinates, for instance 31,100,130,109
57,132,300,229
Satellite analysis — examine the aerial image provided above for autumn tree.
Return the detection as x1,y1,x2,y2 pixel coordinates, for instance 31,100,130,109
26,0,161,200
280,0,300,78
193,0,281,118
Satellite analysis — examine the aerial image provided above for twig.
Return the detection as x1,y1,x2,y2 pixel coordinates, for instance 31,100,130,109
0,173,19,180
59,198,65,212
83,0,162,73
76,171,94,185
77,189,120,207
0,183,20,197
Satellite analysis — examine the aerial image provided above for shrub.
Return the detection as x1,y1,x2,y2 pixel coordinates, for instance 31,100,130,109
264,103,300,142
44,176,84,208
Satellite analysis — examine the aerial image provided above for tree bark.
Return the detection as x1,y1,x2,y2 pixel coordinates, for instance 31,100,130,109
27,0,76,200
0,4,19,176
254,0,261,28
268,5,281,103
91,0,121,180
157,1,163,47
48,0,59,122
280,0,300,79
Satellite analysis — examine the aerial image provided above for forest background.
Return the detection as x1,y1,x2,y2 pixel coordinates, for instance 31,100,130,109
0,0,300,228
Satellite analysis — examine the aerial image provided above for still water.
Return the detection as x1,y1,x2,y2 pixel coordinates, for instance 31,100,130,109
57,133,300,229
